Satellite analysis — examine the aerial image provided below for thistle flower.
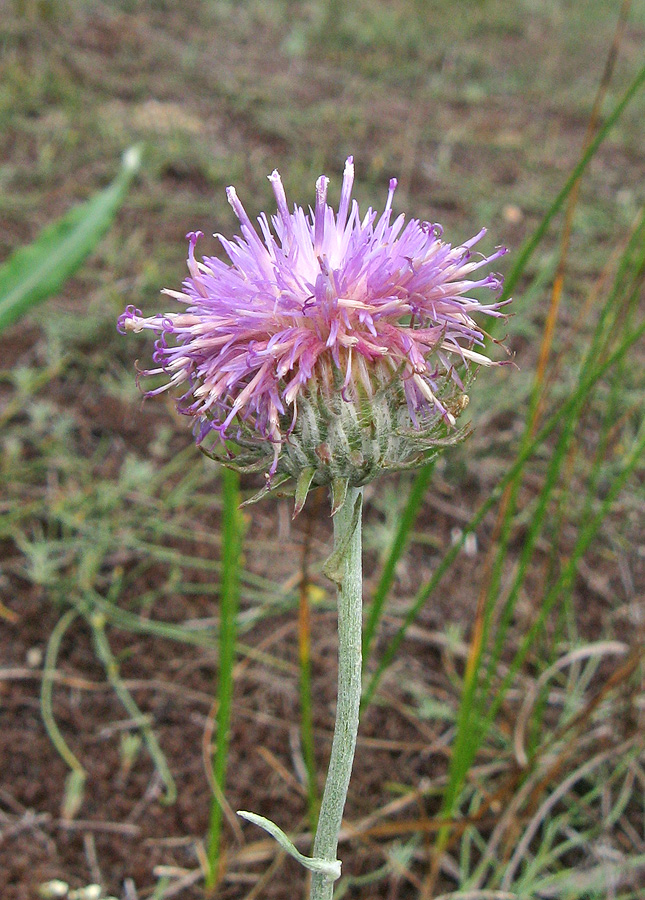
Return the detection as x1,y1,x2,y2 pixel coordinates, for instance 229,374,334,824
119,158,509,511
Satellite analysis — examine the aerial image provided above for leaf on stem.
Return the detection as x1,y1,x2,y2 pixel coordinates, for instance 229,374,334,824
237,811,341,881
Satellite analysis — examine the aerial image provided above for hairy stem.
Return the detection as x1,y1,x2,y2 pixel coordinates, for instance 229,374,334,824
310,485,363,900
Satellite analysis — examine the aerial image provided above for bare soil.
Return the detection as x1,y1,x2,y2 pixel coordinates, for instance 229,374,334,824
1,2,644,898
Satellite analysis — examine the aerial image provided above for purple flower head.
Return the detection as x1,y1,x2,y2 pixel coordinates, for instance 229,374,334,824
119,158,510,508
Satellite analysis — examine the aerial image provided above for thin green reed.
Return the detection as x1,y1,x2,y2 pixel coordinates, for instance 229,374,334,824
461,212,644,770
296,487,325,830
90,612,177,804
441,233,645,825
430,60,645,835
361,314,645,714
41,608,86,818
484,209,645,699
361,56,645,723
499,61,645,305
361,461,435,672
481,210,645,704
521,267,641,761
486,417,645,738
206,467,242,891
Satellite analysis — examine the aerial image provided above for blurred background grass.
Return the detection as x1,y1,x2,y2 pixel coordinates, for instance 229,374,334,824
1,2,645,899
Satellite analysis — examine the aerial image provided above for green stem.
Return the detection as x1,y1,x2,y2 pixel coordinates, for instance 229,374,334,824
206,467,242,891
41,608,85,776
310,485,363,900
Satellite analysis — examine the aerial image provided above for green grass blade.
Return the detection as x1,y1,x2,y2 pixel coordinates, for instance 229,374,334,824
442,336,644,825
40,608,85,778
500,61,645,303
295,489,326,830
482,418,645,754
482,213,645,709
485,214,645,698
89,610,177,805
362,316,645,712
206,467,243,890
363,64,645,719
87,586,218,648
362,462,435,672
439,207,645,823
468,215,645,772
0,145,141,333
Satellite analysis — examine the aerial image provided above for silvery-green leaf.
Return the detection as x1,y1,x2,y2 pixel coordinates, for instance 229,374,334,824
293,466,316,518
238,811,341,881
330,477,348,517
239,472,292,507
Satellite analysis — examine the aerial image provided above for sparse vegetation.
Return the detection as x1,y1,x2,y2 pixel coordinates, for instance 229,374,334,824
1,1,644,899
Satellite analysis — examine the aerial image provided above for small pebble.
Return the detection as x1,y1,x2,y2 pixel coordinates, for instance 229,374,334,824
68,886,102,900
26,646,43,668
38,882,68,899
502,203,523,224
450,527,478,557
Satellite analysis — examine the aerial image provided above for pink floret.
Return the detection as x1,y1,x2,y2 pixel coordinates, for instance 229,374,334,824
119,158,509,445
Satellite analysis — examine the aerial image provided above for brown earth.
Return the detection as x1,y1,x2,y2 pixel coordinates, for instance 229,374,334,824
2,2,644,899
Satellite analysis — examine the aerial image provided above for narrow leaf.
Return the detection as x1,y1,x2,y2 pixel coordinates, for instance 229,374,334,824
238,811,341,880
501,61,645,303
322,492,363,586
330,476,348,517
206,467,243,889
293,466,316,518
362,462,435,670
239,472,291,507
0,145,142,333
